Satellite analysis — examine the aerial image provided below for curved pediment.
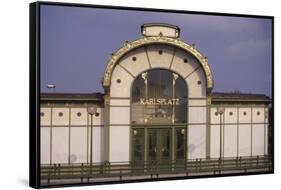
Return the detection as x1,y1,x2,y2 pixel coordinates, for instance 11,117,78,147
102,35,214,92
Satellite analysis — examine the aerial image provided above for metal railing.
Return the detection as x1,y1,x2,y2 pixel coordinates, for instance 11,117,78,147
41,155,272,184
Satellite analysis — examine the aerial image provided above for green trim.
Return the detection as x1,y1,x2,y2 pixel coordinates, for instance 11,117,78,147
223,110,225,157
129,95,132,162
206,98,211,159
109,97,131,100
263,107,267,155
50,106,53,164
109,124,130,126
186,124,189,159
188,97,207,100
188,105,208,107
104,97,110,162
250,106,253,156
144,128,148,163
68,107,71,164
237,105,239,157
89,114,94,167
172,127,175,161
86,111,89,164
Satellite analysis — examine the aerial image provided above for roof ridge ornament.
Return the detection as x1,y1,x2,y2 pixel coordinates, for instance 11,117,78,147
141,23,180,38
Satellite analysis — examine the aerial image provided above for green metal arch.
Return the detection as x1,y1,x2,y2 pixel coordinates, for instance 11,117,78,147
102,36,214,91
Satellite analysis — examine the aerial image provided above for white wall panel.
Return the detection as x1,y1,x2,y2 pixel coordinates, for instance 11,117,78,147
88,108,104,126
93,127,104,163
238,124,251,157
238,107,251,123
210,125,220,158
119,47,150,77
110,107,130,125
40,107,51,126
265,108,269,123
41,127,50,164
147,44,174,68
265,124,268,154
188,99,206,106
224,107,237,124
110,99,130,106
110,65,134,98
188,125,206,159
185,67,206,98
52,127,69,163
70,108,87,126
252,124,265,156
109,126,130,162
252,107,265,123
171,48,200,78
188,107,206,124
52,108,69,126
210,107,220,124
70,127,87,163
224,124,237,157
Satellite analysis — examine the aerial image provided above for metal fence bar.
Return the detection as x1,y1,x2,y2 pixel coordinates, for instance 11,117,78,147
40,155,272,182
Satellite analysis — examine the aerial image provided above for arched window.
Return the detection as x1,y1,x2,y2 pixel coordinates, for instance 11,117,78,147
131,69,187,124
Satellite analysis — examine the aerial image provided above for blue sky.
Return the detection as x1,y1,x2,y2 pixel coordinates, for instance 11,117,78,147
40,5,272,97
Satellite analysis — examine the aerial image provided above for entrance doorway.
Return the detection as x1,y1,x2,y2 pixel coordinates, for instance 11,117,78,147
130,69,188,171
147,128,171,162
131,127,186,165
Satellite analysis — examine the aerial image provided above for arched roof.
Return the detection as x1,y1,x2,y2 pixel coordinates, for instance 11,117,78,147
102,36,214,91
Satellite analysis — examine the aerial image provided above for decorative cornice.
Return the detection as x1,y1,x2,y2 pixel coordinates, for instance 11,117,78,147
102,36,214,90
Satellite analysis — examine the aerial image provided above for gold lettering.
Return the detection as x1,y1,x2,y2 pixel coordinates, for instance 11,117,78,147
140,98,145,105
167,99,172,105
139,98,181,105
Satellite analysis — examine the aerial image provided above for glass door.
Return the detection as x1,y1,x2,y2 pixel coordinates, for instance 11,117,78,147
132,127,186,172
148,129,157,161
132,128,145,165
147,128,172,163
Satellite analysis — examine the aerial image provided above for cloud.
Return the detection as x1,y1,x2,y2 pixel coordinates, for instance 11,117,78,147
225,39,271,64
168,13,267,33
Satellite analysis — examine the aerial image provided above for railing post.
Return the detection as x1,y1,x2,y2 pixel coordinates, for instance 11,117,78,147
81,163,84,183
196,158,198,172
239,156,242,169
58,163,61,178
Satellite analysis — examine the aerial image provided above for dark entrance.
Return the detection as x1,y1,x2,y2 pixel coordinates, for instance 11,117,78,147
147,128,171,162
131,69,188,172
131,126,186,172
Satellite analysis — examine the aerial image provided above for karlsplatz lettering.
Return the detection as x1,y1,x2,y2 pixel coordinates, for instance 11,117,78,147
139,98,179,105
